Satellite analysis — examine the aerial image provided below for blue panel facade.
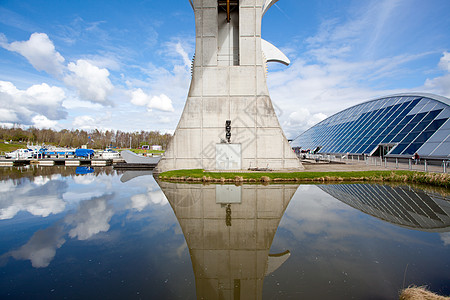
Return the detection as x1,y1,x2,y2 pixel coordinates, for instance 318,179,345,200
293,94,450,159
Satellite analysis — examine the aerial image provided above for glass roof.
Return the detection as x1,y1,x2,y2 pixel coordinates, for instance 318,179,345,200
293,94,450,158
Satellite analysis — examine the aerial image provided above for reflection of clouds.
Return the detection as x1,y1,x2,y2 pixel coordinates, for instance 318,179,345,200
73,175,96,185
62,190,105,202
65,196,114,240
0,180,67,219
10,225,65,268
1,169,177,269
129,189,168,212
0,180,16,193
33,176,51,186
5,195,115,268
441,233,450,246
280,186,391,244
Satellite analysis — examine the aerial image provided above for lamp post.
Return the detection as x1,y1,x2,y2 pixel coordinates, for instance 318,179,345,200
129,136,132,149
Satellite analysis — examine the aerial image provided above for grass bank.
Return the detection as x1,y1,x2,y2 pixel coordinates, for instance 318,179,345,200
0,141,26,153
399,286,449,299
158,169,449,188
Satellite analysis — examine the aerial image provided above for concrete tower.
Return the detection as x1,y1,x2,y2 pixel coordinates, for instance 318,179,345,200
157,0,303,172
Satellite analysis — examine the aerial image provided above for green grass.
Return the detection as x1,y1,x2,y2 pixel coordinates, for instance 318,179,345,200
158,169,450,188
0,141,27,153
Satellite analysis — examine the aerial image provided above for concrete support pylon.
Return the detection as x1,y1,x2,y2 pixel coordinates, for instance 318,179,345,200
157,0,303,172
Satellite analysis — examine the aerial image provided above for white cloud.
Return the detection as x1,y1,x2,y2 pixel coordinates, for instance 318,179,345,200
0,80,67,125
149,94,175,112
64,59,114,104
286,108,327,129
175,42,191,68
32,115,58,129
423,52,450,97
0,108,19,123
2,33,116,108
438,51,450,72
2,33,65,76
71,113,112,130
73,115,96,129
423,74,450,98
130,88,149,106
130,88,175,112
422,52,450,98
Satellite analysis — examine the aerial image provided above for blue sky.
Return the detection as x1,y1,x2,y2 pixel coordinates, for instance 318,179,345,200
0,0,449,138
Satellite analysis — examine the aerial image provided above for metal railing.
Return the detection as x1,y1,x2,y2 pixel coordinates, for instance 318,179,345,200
300,153,449,174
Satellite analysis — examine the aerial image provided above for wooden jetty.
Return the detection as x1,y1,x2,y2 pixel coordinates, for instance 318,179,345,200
0,158,125,167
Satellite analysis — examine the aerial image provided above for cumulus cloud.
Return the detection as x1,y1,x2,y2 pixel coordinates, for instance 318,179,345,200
65,197,114,240
2,33,115,106
285,108,327,134
71,112,112,130
1,33,65,76
438,52,450,72
31,115,58,128
423,52,450,97
0,80,67,126
130,88,175,112
72,115,96,129
64,59,114,104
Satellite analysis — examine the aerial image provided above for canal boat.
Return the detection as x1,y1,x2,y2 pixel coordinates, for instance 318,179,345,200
5,148,34,159
99,149,121,159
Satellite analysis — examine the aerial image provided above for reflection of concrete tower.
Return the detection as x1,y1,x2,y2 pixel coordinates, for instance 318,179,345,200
158,182,299,299
157,0,303,172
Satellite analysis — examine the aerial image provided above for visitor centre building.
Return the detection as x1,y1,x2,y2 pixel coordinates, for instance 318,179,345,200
293,93,450,160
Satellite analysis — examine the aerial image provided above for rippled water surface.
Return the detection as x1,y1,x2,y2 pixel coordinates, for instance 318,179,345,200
0,166,449,299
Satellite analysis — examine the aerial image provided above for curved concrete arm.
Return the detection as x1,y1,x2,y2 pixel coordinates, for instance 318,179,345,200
265,250,291,275
261,39,290,66
262,0,279,17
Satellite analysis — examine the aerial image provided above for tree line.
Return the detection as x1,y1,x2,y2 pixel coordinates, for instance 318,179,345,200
0,126,172,150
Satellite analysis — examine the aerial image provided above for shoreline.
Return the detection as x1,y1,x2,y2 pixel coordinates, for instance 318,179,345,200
157,169,449,188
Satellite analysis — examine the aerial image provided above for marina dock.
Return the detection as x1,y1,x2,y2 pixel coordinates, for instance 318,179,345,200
0,158,125,167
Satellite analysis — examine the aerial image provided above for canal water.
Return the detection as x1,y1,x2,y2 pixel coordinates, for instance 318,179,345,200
0,166,449,299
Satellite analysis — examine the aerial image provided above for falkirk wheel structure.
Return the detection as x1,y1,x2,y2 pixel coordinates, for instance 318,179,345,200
157,0,303,172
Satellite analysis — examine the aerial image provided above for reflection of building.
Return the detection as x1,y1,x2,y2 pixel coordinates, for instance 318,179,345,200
158,182,299,299
293,93,450,159
157,0,303,172
319,184,450,232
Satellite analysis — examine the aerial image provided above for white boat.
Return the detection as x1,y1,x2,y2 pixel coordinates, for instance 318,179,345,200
120,150,161,164
99,149,121,159
5,149,34,159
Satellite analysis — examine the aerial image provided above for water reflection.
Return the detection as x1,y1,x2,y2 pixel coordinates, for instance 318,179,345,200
0,167,449,299
158,181,299,299
319,184,450,232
